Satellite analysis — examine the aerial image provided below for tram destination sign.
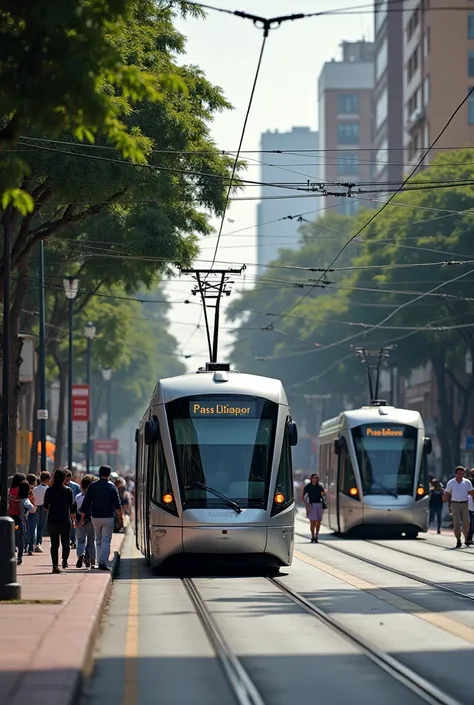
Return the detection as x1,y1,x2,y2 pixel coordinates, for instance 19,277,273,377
190,401,257,417
365,426,404,437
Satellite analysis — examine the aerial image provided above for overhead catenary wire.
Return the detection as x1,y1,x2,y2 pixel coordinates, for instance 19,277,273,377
259,86,474,331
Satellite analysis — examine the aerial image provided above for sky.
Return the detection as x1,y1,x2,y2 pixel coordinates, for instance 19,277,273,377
165,1,375,369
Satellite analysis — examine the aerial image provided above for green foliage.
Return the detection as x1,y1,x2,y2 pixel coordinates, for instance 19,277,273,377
0,0,204,191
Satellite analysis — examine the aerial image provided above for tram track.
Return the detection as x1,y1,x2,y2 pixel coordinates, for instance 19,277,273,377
181,577,266,705
365,539,474,577
295,529,474,603
183,572,463,705
267,577,462,705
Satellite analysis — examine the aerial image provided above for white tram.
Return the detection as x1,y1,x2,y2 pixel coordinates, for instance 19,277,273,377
318,402,431,538
135,363,298,570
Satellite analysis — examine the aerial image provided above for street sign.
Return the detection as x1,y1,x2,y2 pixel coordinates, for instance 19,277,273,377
466,435,474,450
94,438,119,454
73,421,88,444
37,409,48,420
72,384,90,422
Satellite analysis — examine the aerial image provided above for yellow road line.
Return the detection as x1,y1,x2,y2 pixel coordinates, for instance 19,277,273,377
122,546,139,705
294,549,474,645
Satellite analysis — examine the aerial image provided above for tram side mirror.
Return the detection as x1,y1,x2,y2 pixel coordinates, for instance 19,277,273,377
334,437,345,456
144,418,159,446
135,428,139,444
424,437,432,455
287,420,298,446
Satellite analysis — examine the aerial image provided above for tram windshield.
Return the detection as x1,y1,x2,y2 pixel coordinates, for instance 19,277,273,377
166,395,278,509
351,424,418,496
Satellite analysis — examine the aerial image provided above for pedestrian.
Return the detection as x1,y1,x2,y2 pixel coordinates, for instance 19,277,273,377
80,465,122,571
64,469,81,548
7,473,26,560
32,471,51,552
468,468,474,546
75,475,96,569
428,479,444,534
26,473,38,555
18,480,36,563
302,473,326,543
43,468,76,574
444,466,474,548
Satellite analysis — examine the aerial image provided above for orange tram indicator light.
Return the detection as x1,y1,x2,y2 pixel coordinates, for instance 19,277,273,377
162,493,174,504
416,487,425,496
349,487,358,497
274,492,285,504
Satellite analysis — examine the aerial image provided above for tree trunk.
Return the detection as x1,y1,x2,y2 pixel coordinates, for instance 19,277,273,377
7,260,30,476
52,346,67,468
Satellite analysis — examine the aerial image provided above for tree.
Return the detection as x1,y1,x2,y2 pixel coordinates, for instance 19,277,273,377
0,0,203,210
1,2,238,473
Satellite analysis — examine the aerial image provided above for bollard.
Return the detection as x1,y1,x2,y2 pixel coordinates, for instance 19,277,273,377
0,516,21,600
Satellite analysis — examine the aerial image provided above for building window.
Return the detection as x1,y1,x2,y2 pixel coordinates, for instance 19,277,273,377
407,5,420,40
375,0,388,34
468,89,474,124
469,50,474,76
338,94,360,114
374,139,388,177
407,46,419,82
375,89,388,129
337,123,360,144
423,28,430,57
469,14,474,39
375,38,388,81
337,153,359,176
423,76,430,107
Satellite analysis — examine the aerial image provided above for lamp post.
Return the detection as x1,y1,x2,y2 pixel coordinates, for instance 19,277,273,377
63,278,78,471
38,241,47,473
102,368,112,466
1,206,12,517
84,322,96,473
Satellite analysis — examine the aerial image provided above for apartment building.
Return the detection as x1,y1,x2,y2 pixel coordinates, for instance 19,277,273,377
373,1,404,187
318,40,375,216
256,127,321,272
403,0,474,168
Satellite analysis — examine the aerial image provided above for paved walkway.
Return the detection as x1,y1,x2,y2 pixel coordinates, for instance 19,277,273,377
0,532,125,705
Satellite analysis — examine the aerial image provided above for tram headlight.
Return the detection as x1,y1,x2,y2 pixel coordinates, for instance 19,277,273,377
416,486,425,497
162,493,174,504
349,487,358,497
274,492,285,504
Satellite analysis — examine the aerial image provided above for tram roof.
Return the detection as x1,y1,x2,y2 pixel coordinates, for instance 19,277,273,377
319,405,424,435
150,370,289,406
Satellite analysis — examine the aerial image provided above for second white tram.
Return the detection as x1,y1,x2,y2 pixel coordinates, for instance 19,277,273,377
318,402,431,537
135,363,298,571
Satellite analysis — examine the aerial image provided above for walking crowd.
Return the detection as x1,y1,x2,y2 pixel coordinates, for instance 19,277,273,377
7,465,134,573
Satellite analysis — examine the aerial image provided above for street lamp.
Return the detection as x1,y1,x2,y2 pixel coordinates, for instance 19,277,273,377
84,322,96,473
63,277,79,471
102,368,112,467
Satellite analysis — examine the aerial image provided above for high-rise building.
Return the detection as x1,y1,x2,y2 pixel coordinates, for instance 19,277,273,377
373,1,404,188
403,0,474,169
318,40,375,217
256,127,321,272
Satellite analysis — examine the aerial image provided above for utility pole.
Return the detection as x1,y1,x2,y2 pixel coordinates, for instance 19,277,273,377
179,267,245,363
352,346,394,403
1,207,11,516
38,242,47,473
63,277,79,471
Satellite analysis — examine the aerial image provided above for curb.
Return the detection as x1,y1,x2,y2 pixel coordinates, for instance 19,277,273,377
72,540,124,705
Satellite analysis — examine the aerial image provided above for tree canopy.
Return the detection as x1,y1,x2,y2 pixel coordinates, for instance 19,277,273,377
228,150,474,467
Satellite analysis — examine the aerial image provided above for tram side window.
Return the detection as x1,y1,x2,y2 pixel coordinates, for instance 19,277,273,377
272,429,294,515
340,448,358,497
149,433,178,515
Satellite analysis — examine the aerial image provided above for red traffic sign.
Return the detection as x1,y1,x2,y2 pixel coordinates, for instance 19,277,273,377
72,384,90,422
94,438,119,454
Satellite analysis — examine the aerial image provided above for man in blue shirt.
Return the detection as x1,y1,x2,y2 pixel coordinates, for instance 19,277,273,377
80,465,122,571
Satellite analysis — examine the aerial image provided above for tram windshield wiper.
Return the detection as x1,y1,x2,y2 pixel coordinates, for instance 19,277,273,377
370,478,398,499
190,481,242,514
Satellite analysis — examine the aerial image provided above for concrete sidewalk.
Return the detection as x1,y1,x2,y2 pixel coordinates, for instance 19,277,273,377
0,531,126,705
